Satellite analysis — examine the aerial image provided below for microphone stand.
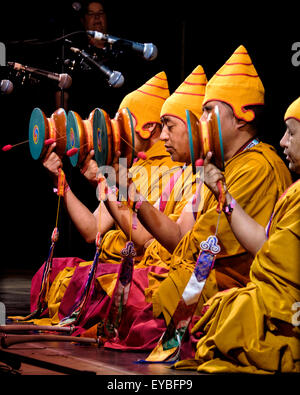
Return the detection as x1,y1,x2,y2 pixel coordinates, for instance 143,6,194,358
60,28,65,109
59,26,73,257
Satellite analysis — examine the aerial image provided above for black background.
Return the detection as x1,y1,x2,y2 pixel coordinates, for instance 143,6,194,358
0,0,299,272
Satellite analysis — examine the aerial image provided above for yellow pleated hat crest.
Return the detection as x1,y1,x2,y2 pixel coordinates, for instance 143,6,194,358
160,65,207,122
203,45,265,122
284,97,300,122
118,71,170,139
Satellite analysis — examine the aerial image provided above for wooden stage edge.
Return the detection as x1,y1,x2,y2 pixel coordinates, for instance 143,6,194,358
0,339,199,376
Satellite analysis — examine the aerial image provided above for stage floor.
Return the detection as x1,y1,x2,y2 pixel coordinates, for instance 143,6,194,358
0,270,198,376
0,270,297,384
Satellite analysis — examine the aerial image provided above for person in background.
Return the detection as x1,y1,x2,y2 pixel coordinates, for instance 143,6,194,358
80,0,108,49
55,1,116,114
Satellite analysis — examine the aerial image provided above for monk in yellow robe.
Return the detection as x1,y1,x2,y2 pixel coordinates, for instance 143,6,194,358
101,65,207,260
43,71,181,245
26,67,207,328
62,66,207,340
148,45,292,330
98,138,182,264
79,48,292,351
42,66,206,341
97,70,187,264
174,96,300,374
26,71,182,324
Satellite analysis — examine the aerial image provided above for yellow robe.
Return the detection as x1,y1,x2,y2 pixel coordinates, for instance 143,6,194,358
27,141,182,325
175,179,300,374
152,143,292,325
98,140,182,264
98,165,197,298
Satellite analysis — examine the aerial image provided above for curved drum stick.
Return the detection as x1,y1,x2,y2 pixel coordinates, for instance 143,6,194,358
0,325,74,334
1,334,98,348
216,180,226,213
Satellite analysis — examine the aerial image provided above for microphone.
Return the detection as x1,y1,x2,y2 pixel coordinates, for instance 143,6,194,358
87,30,158,61
72,2,82,11
0,79,14,94
70,46,124,88
7,62,72,89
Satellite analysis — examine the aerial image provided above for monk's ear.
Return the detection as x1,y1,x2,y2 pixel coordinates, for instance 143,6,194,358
236,118,247,130
144,122,157,132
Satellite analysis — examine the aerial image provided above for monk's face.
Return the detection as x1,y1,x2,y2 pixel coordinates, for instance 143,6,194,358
280,118,300,174
160,115,190,163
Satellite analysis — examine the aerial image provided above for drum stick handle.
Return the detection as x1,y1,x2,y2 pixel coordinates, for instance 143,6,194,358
0,324,74,334
216,180,226,213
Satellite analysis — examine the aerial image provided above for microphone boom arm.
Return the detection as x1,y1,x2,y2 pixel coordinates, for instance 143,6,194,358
7,62,72,89
87,31,158,61
69,46,124,88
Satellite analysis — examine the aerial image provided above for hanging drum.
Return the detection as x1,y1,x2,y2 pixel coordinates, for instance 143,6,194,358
186,109,201,174
29,107,67,160
202,105,224,171
92,108,112,167
66,109,96,167
93,107,135,168
186,105,225,173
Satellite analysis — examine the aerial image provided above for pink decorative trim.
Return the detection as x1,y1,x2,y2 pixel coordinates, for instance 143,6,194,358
284,116,300,123
160,112,187,126
136,121,161,140
225,62,253,66
137,89,166,100
145,83,169,90
175,91,205,96
216,72,259,78
154,75,167,81
184,81,207,86
203,98,264,122
129,111,138,124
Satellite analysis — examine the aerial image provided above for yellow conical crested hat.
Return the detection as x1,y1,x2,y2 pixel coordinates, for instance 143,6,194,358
118,71,170,139
160,65,207,122
203,45,265,122
284,97,300,122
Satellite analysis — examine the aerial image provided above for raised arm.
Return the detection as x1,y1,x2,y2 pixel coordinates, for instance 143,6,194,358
104,178,201,254
103,151,200,253
43,143,114,243
137,196,197,254
79,149,99,188
203,152,267,256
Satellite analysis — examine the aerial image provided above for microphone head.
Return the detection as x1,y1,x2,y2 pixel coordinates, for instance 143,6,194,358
143,43,158,61
72,2,82,11
58,73,72,89
108,71,124,88
0,79,14,94
86,30,105,41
